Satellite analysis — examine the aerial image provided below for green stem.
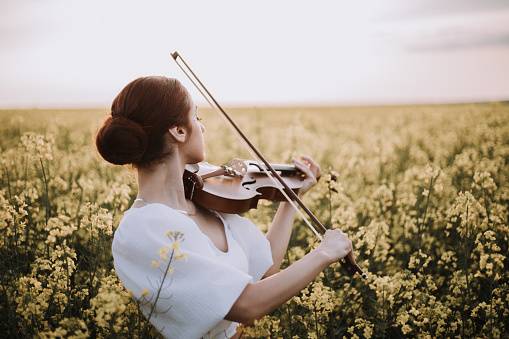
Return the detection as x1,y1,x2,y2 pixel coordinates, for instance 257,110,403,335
482,185,494,339
3,165,12,200
39,158,49,226
418,175,434,251
141,252,176,337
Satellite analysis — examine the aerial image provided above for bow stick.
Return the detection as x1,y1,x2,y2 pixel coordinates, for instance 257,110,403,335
171,51,367,280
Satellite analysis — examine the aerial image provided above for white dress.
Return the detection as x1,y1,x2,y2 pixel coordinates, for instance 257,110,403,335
112,203,273,339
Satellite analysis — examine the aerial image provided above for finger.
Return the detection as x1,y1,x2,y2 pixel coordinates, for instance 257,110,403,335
346,250,357,266
292,157,314,177
299,155,323,179
300,155,322,173
299,155,316,169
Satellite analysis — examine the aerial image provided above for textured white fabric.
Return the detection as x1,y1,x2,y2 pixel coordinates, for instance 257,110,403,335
112,203,273,339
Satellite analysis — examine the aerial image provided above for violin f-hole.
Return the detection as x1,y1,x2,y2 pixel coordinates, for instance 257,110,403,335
241,177,257,190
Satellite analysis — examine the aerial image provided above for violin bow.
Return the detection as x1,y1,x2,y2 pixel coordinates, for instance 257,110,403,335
171,51,367,280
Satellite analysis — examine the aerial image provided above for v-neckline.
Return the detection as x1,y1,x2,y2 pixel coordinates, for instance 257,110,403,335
200,211,230,254
135,203,230,253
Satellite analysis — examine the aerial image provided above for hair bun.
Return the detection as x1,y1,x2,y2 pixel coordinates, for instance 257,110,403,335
96,116,148,165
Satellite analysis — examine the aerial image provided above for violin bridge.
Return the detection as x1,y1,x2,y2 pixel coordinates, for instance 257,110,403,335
227,158,247,177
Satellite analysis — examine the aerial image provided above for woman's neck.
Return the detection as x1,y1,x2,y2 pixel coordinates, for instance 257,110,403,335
135,157,190,212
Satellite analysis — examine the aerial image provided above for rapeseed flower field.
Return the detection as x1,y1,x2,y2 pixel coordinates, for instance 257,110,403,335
0,103,507,338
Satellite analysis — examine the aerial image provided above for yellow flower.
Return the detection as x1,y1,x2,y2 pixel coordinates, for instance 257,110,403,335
157,246,169,261
151,261,160,268
364,326,373,339
167,267,175,274
171,240,180,251
141,288,149,297
175,252,188,262
401,324,412,335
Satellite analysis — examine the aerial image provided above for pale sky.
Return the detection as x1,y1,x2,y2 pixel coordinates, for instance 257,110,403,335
1,0,508,108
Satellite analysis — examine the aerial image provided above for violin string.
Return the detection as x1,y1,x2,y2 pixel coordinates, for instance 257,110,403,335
172,53,323,240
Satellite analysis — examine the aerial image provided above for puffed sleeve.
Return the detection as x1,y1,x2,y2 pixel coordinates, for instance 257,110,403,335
112,204,253,339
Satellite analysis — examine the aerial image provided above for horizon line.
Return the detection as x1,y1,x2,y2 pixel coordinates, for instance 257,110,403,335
1,98,508,111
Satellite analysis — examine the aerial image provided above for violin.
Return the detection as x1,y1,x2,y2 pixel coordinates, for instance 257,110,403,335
183,159,304,214
172,52,367,280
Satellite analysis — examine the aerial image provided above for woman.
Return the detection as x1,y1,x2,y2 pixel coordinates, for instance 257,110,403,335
96,76,356,339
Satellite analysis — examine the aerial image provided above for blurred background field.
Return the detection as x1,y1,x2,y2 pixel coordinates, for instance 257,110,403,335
1,103,508,338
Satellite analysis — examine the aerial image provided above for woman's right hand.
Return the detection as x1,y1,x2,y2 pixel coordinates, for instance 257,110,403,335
227,227,357,325
317,229,355,265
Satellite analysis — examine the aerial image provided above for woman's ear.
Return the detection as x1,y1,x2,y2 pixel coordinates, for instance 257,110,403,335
168,126,187,143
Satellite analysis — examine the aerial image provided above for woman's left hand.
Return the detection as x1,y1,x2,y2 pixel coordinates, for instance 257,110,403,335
292,155,323,197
